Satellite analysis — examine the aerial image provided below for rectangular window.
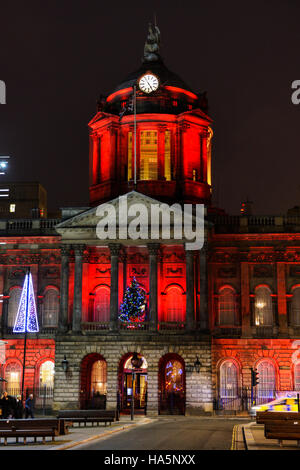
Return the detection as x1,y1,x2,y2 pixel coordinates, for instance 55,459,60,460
164,130,171,181
140,130,158,180
9,204,16,213
128,132,132,180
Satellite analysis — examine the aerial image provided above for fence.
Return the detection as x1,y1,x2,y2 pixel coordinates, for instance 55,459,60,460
0,386,54,415
214,388,278,412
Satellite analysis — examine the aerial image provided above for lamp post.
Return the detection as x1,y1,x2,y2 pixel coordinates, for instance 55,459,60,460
130,352,143,421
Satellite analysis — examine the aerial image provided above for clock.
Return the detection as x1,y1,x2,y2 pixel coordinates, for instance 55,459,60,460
138,73,159,94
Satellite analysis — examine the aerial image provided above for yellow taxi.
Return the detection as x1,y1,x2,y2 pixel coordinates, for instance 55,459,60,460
250,397,300,416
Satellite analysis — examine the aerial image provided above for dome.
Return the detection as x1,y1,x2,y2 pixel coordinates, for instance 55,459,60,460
110,59,194,95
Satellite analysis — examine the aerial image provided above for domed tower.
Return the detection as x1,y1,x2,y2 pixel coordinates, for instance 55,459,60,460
88,24,213,206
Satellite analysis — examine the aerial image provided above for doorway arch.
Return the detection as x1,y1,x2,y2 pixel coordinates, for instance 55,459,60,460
118,353,148,414
80,353,107,409
158,353,186,415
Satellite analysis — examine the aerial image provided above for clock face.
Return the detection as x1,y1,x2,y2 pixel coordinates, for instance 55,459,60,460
138,74,159,94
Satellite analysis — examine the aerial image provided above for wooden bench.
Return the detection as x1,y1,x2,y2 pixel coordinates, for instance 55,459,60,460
257,411,300,447
57,410,118,427
0,419,62,445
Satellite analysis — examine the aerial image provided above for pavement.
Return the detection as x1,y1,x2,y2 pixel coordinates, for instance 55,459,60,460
234,420,300,450
0,416,153,450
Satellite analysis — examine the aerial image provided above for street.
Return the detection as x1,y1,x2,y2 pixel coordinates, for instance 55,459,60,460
72,417,248,451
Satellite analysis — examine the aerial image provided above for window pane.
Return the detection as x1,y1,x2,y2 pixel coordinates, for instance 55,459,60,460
94,287,110,322
295,364,300,391
91,360,107,395
218,288,236,325
291,288,300,326
257,361,275,399
164,130,171,181
40,361,55,387
43,289,59,326
5,362,21,394
220,361,238,398
165,287,185,322
255,286,273,326
128,132,132,180
7,288,22,328
140,130,158,180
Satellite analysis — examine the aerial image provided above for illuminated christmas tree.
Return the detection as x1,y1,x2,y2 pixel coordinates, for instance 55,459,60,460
13,269,39,333
119,277,146,323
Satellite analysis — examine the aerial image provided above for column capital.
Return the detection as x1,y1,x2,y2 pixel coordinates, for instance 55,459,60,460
185,247,196,258
109,243,122,257
60,244,71,257
73,244,86,256
147,243,160,256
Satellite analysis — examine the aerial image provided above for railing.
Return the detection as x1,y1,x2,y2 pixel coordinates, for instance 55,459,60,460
254,326,277,338
118,321,150,331
158,321,186,331
214,388,277,412
0,386,54,414
0,218,61,233
4,326,57,335
81,322,110,331
213,327,242,337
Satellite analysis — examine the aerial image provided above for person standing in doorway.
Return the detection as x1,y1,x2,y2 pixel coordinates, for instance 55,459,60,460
25,394,34,419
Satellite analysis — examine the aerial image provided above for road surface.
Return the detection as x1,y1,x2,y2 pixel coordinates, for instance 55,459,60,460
73,417,247,450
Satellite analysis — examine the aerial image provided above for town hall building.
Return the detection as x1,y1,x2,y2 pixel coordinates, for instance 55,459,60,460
1,25,300,415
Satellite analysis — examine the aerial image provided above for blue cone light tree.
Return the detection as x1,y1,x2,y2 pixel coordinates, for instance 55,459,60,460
13,268,39,399
119,277,146,324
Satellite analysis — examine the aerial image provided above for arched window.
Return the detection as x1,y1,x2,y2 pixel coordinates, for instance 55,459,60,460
291,287,300,326
39,361,55,388
218,287,237,326
164,130,171,181
140,130,158,180
42,288,59,327
219,361,238,398
5,362,21,394
254,286,273,326
164,286,185,322
257,361,276,399
7,287,22,328
93,286,110,322
295,363,300,391
90,360,107,395
127,131,133,180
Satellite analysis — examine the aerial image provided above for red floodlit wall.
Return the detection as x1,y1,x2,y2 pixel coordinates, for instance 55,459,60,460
2,339,55,390
212,338,300,391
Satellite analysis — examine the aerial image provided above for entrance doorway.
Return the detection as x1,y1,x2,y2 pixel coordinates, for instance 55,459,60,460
80,354,107,409
119,354,148,414
159,354,186,415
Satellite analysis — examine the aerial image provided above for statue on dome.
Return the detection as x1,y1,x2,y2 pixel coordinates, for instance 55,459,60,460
143,23,161,62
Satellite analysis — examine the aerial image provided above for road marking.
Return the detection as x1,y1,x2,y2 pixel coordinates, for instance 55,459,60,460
231,424,238,450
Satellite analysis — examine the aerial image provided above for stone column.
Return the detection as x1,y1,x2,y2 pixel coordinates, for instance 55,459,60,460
199,243,208,330
277,262,288,335
148,244,159,331
1,267,9,334
72,245,85,333
109,244,121,330
241,261,251,337
185,247,195,330
58,245,71,333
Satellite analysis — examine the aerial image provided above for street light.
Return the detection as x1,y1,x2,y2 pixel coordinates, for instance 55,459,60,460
130,352,143,421
0,156,10,175
61,355,69,373
194,356,201,374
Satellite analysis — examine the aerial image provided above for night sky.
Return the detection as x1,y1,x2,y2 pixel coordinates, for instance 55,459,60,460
0,0,299,215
